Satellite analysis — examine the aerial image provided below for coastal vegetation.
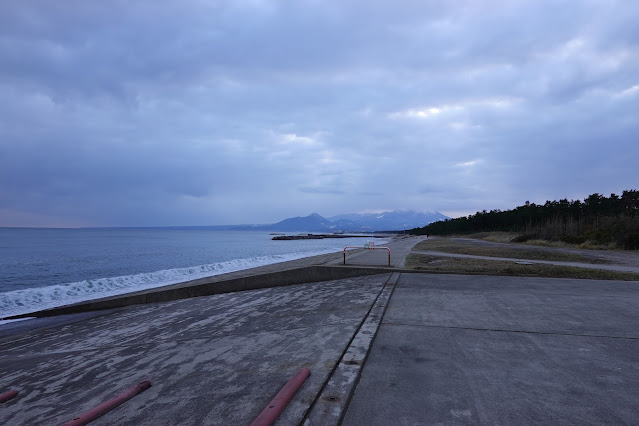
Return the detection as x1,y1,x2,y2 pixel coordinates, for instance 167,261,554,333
404,253,639,281
411,238,609,264
410,190,639,249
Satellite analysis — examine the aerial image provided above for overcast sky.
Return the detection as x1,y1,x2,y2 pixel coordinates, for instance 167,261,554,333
1,1,638,227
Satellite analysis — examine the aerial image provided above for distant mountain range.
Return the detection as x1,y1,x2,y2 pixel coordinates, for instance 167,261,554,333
226,210,449,232
327,211,449,231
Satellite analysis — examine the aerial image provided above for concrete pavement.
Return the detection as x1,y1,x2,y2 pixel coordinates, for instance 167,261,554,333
327,235,428,268
342,273,639,425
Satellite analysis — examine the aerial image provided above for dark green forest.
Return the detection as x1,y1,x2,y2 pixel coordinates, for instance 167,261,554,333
410,190,639,249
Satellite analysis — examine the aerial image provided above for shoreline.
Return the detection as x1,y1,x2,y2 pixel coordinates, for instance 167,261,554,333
1,235,401,321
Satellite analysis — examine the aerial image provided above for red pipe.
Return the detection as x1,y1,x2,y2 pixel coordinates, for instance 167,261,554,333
251,368,311,426
62,380,151,426
0,390,18,403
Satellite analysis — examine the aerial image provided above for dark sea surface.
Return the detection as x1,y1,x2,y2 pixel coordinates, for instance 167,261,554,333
0,227,382,319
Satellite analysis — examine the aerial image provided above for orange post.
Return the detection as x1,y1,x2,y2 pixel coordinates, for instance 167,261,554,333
251,368,311,426
62,381,151,426
0,390,18,403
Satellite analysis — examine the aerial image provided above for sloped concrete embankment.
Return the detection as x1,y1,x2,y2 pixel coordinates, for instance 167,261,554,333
6,265,393,320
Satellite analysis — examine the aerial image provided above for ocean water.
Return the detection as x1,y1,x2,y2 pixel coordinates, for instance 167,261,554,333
0,228,383,319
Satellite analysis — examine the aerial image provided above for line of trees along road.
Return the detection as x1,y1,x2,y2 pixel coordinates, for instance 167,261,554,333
410,190,639,249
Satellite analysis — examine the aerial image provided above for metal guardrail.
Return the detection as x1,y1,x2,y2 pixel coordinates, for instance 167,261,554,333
343,246,391,266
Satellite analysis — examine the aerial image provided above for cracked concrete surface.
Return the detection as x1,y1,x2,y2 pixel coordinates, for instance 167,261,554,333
0,274,391,425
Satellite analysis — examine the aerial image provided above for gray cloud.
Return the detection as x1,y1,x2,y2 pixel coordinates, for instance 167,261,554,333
1,0,638,226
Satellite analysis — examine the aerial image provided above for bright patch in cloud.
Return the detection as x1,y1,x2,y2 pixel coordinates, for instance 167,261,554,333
278,133,317,145
617,84,639,97
456,159,481,168
412,107,442,118
390,97,521,120
389,105,450,119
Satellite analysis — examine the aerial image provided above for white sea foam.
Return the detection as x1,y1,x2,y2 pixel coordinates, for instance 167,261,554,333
0,249,345,319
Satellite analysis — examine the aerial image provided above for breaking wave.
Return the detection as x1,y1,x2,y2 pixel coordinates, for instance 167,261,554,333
0,251,330,320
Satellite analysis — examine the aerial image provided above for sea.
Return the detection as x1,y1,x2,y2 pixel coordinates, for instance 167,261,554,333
0,227,384,320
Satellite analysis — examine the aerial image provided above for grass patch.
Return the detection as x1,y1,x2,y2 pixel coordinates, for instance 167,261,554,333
404,254,639,281
413,238,608,263
451,232,620,250
455,232,518,243
519,239,614,250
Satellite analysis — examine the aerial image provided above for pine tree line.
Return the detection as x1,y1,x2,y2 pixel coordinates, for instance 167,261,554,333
410,190,639,249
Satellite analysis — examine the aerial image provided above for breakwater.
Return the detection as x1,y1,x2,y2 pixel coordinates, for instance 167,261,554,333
273,234,377,240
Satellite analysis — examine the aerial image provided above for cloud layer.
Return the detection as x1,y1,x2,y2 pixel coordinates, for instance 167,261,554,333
1,0,638,226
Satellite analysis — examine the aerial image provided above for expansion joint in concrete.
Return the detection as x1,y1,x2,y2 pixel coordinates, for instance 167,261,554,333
300,272,401,426
383,322,639,340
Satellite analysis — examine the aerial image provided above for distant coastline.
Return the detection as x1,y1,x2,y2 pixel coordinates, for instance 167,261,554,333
272,233,381,240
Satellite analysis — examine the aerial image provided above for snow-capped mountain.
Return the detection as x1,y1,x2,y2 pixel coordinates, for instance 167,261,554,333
267,210,448,232
327,210,449,231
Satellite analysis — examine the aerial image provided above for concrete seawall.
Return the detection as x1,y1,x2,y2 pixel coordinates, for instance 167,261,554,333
6,264,395,320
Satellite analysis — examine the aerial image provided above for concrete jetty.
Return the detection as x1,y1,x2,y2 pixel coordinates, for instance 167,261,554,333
2,235,639,425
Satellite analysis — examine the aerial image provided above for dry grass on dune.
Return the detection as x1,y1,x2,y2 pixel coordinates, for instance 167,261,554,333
412,238,608,264
404,254,639,281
